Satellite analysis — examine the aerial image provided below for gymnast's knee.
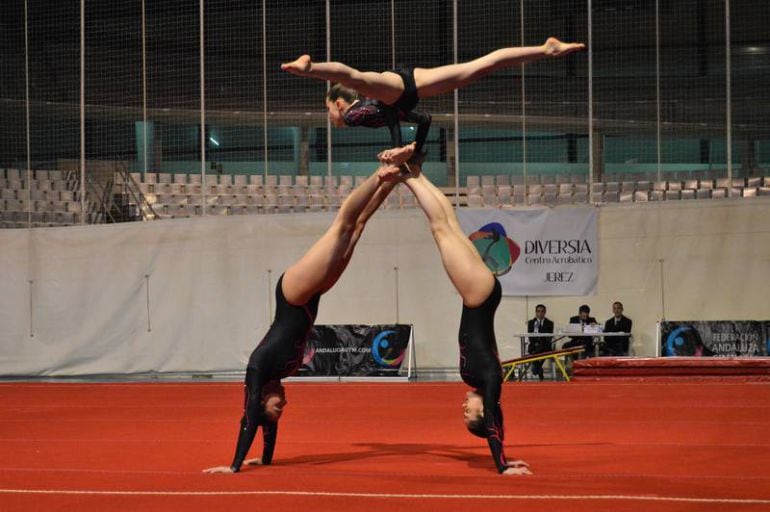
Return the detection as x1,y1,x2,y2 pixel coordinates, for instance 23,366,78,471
429,218,452,239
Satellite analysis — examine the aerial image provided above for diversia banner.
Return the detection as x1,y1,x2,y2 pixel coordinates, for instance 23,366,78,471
299,324,411,377
457,207,597,296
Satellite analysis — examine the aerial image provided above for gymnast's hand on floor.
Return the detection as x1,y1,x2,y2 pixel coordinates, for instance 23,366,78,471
502,465,533,476
202,465,235,474
378,142,416,166
244,457,263,466
502,460,532,475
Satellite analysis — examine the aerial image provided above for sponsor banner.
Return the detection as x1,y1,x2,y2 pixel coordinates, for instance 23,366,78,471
766,322,770,356
660,321,769,357
457,207,597,296
299,324,411,377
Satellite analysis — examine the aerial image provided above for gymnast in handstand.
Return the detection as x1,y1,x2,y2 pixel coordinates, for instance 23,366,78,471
203,160,406,474
385,165,531,475
282,37,584,164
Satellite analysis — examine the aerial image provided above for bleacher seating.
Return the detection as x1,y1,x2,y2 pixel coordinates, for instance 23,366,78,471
0,168,88,228
2,168,769,227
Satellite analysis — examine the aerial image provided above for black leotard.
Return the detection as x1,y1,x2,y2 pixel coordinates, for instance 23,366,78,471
391,66,419,113
342,66,432,154
229,274,321,472
458,277,509,473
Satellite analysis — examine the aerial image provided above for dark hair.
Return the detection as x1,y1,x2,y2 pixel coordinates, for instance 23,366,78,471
326,83,359,103
466,418,487,438
535,304,546,311
579,304,590,314
613,301,624,309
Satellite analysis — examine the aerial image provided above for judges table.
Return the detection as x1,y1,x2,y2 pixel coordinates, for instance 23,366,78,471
512,332,632,380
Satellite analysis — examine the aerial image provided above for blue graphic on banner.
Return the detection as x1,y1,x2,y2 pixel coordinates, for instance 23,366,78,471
300,324,411,377
660,321,768,357
371,330,404,368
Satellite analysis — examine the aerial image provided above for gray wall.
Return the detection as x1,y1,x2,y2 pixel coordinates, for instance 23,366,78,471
1,198,768,376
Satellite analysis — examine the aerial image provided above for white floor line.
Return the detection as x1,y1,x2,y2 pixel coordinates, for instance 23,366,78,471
0,488,768,504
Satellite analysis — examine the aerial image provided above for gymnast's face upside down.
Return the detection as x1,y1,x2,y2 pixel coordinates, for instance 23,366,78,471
325,98,351,128
262,381,287,422
462,390,484,426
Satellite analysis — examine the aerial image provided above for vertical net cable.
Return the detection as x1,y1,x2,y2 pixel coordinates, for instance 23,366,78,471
592,0,657,185
660,0,727,183
456,1,521,191
204,0,263,180
29,0,80,224
84,1,142,223
522,0,589,191
393,0,450,185
0,3,27,227
328,0,391,176
729,0,770,177
146,1,201,189
265,0,326,179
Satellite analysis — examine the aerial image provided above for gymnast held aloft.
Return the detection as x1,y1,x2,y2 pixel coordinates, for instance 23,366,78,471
203,162,403,474
282,37,585,165
381,164,532,475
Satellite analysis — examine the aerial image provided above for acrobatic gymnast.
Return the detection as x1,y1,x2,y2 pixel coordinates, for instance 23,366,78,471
203,159,407,474
385,165,531,475
282,37,585,164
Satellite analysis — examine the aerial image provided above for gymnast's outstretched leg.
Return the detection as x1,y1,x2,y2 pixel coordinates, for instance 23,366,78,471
401,171,494,307
281,55,406,106
413,38,584,99
282,166,400,305
282,38,584,106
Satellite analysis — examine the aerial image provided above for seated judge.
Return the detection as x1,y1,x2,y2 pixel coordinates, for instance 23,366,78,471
526,304,554,380
601,301,632,356
562,304,597,356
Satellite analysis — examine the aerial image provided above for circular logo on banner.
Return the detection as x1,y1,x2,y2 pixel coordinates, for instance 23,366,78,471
371,330,404,368
468,222,521,276
665,325,710,356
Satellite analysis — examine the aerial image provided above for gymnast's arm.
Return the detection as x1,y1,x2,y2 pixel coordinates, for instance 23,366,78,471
484,385,508,473
482,380,532,475
202,366,265,473
243,419,278,467
260,420,278,465
203,376,268,475
229,369,269,472
403,109,432,155
481,379,508,474
383,107,404,148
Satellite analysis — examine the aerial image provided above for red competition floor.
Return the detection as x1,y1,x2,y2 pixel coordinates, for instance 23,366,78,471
1,381,769,512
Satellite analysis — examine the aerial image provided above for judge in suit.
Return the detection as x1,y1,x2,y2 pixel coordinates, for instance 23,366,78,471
527,304,554,380
562,304,597,356
602,301,632,356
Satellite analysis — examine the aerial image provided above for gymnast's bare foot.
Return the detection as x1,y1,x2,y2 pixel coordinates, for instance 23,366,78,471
281,55,312,76
378,142,416,166
377,164,405,182
543,37,585,58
